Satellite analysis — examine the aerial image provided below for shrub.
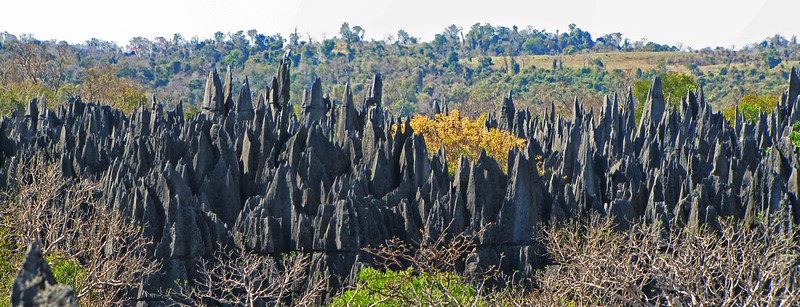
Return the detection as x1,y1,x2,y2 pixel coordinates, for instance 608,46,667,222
0,227,18,304
331,222,494,306
48,254,89,297
722,93,778,124
791,121,800,148
740,93,777,122
176,250,324,306
0,157,158,306
331,267,481,306
537,214,800,305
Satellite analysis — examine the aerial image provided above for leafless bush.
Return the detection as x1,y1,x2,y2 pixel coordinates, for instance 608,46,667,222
366,226,478,275
0,156,158,305
537,213,800,306
536,214,659,305
651,215,800,306
336,224,502,306
176,249,324,307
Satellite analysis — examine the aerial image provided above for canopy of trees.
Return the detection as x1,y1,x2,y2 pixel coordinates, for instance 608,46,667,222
0,26,797,117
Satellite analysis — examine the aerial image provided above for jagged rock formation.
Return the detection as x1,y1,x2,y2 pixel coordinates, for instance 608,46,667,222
2,55,800,301
10,242,77,307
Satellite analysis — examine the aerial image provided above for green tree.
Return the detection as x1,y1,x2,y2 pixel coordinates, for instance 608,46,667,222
339,22,362,43
633,71,699,107
225,49,245,67
446,51,459,67
723,93,777,123
396,29,417,44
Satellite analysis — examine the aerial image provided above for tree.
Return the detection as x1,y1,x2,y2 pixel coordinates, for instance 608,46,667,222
352,26,365,42
80,64,147,113
5,37,47,84
443,24,462,43
596,32,622,50
633,71,699,107
127,36,152,56
225,49,246,67
321,39,336,58
724,93,777,122
247,29,258,45
401,110,525,173
172,33,184,45
446,51,459,67
340,22,361,43
396,29,417,44
214,31,225,44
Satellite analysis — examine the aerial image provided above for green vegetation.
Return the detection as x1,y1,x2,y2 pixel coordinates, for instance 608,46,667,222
633,71,699,123
1,25,800,306
722,93,778,123
659,71,699,102
0,227,18,306
633,71,699,122
791,122,800,148
0,27,797,118
48,255,88,298
331,267,481,306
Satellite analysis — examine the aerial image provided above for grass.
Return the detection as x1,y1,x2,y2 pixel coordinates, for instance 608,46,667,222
460,51,694,73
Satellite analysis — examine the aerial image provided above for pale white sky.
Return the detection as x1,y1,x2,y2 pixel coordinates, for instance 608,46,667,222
3,0,798,49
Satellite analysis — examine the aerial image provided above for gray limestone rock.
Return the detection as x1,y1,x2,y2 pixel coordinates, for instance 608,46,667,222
202,69,223,114
222,66,235,114
236,76,255,120
636,76,666,138
366,74,382,108
302,78,329,125
11,242,77,307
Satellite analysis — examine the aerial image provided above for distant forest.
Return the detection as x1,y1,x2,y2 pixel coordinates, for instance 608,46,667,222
1,23,799,117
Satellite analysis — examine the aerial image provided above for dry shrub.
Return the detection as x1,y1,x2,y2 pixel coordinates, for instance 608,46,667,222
537,214,800,306
0,156,158,305
179,249,325,306
367,229,476,275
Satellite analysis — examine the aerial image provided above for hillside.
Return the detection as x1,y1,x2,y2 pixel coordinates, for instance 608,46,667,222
0,25,798,118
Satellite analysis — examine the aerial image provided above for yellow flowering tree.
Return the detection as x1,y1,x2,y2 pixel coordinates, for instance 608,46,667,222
401,110,526,173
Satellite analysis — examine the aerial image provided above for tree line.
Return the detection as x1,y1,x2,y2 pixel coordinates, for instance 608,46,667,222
0,24,798,117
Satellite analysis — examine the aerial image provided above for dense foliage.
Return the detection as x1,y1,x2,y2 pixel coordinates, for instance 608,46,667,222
0,26,798,117
721,93,778,123
331,267,481,306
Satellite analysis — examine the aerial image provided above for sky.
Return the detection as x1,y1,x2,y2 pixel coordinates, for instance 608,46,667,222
2,0,799,49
